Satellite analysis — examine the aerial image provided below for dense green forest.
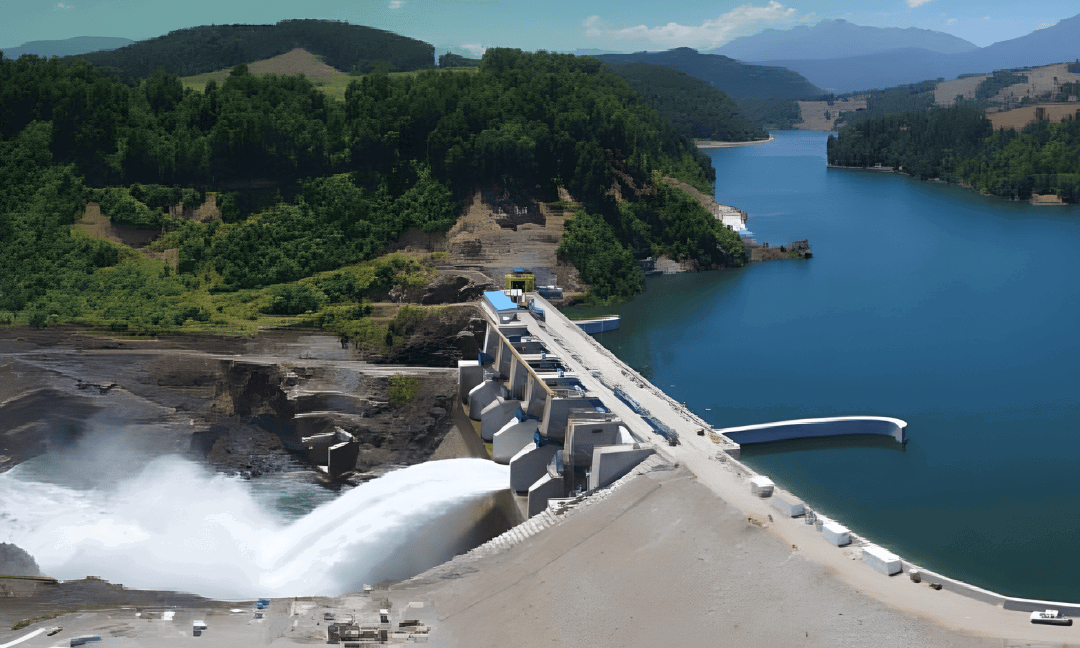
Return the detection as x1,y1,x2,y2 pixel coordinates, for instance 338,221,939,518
438,53,481,69
597,48,823,100
827,101,1080,201
732,97,801,130
834,79,938,127
0,47,739,335
73,20,434,78
603,62,768,141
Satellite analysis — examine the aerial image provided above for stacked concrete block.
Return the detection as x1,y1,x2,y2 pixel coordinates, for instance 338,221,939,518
458,360,483,405
588,445,655,490
468,380,507,420
527,473,564,518
822,522,852,546
771,494,805,517
480,398,521,441
509,443,560,492
750,476,774,497
862,544,902,575
492,419,540,464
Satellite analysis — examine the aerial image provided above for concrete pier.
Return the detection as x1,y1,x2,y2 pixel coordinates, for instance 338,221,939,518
472,291,656,515
718,416,907,455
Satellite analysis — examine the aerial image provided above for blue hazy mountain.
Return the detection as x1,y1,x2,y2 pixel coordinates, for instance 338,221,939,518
597,48,822,99
728,14,1080,93
711,19,978,61
2,36,134,59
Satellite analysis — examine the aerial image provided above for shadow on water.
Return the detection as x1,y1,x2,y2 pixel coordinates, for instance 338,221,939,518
737,433,906,458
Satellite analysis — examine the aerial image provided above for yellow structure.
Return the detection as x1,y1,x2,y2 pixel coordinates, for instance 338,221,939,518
505,268,535,292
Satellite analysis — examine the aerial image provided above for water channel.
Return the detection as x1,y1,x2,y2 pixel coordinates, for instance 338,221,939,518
569,130,1080,602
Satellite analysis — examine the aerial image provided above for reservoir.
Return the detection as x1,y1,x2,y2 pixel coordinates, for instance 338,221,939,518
570,131,1080,602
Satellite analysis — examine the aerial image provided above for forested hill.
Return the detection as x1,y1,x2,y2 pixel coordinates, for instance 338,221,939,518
0,48,744,335
603,62,768,142
73,20,434,78
597,48,822,99
827,102,1080,202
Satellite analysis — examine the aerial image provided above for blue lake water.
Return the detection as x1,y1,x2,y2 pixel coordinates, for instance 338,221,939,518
569,131,1080,602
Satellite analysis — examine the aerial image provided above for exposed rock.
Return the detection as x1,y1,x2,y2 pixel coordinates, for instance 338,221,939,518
0,329,473,484
374,304,483,367
420,273,494,305
748,239,813,261
0,542,42,577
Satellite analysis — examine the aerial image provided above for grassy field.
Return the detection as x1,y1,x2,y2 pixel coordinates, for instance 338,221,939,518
181,48,478,101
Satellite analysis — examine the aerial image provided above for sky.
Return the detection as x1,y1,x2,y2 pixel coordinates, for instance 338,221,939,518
2,0,1078,53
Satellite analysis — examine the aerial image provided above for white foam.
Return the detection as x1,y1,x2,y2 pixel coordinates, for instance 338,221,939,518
0,457,508,599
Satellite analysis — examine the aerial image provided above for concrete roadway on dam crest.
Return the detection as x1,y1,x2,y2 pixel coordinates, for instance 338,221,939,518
398,295,1077,647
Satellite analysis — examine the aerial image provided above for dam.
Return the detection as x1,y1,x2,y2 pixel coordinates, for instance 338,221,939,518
463,289,913,518
461,288,1080,622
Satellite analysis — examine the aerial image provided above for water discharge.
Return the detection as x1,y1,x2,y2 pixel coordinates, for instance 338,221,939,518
0,455,509,600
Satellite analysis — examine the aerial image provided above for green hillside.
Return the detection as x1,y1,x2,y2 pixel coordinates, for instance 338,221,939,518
598,48,823,100
603,62,768,141
74,19,434,78
0,48,742,337
827,101,1080,201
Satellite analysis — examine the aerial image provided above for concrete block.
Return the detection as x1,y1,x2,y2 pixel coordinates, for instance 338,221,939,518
493,419,540,464
750,476,774,497
480,398,521,442
458,360,483,405
771,494,805,517
589,445,655,490
468,380,507,421
527,473,564,518
565,419,622,462
509,444,559,492
822,522,851,546
327,441,360,476
862,544,902,575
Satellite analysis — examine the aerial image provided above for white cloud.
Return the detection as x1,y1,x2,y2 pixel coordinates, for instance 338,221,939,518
983,15,990,20
583,2,812,50
461,43,487,57
55,2,73,9
907,0,933,8
388,0,405,9
946,18,957,25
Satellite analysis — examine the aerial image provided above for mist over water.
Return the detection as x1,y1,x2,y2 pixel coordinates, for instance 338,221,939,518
0,429,508,599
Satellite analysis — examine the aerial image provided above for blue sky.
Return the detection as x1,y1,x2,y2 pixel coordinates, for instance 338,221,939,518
2,0,1078,52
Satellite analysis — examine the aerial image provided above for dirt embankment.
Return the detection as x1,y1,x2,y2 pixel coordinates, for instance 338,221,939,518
794,96,868,131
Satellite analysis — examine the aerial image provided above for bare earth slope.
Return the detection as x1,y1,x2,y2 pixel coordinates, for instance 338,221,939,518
445,188,584,293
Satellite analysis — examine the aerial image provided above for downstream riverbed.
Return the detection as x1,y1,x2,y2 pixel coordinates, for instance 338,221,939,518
569,130,1080,602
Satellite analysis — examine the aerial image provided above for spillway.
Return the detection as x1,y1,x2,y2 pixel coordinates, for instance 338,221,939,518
0,455,510,600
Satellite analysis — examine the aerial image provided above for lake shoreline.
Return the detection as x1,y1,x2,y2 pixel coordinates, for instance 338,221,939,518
696,135,775,148
826,163,1078,205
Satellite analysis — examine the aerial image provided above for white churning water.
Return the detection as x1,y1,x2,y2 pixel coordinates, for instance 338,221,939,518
0,456,509,599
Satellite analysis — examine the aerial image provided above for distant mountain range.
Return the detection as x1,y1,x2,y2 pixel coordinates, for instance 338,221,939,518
1,36,134,59
723,13,1080,93
711,19,977,61
597,48,822,99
